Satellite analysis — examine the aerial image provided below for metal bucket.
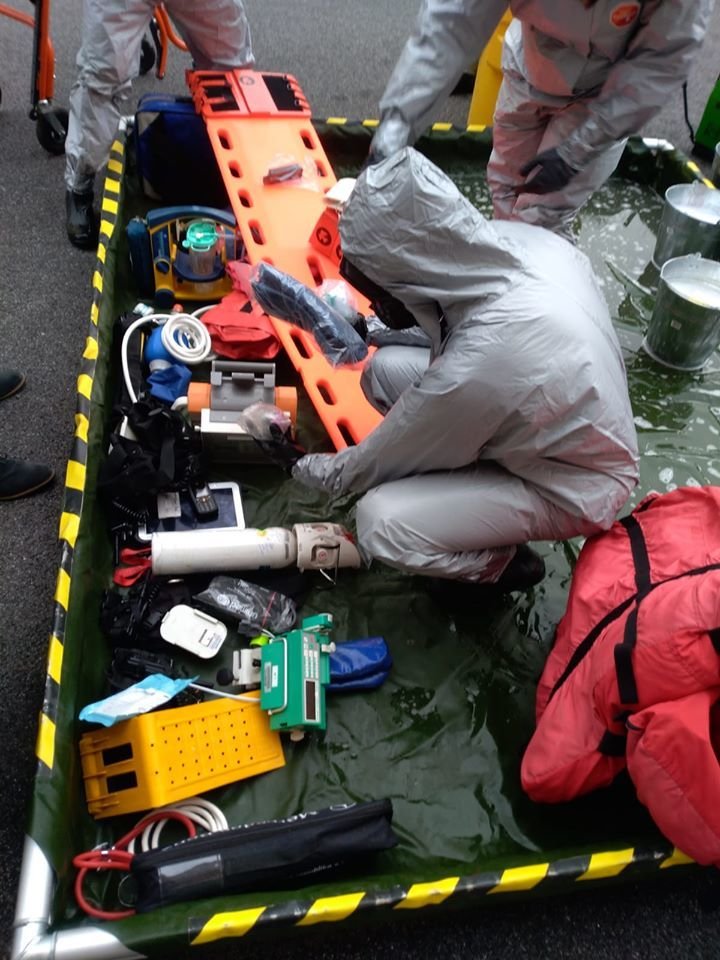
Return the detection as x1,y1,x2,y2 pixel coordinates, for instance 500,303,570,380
652,183,720,268
643,254,720,370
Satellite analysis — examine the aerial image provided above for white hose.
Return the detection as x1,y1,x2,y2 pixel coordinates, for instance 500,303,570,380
121,311,212,405
161,314,212,365
127,797,229,854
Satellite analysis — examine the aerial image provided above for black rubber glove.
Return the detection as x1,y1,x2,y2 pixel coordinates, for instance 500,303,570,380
514,148,578,196
252,422,306,474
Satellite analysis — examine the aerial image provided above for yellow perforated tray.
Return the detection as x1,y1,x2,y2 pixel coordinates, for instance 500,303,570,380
79,695,285,818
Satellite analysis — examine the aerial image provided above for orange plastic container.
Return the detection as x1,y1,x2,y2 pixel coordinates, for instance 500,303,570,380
187,69,382,449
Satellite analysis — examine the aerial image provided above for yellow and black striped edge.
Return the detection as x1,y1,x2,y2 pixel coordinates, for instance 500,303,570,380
35,136,125,773
321,118,714,187
189,845,693,945
321,117,488,134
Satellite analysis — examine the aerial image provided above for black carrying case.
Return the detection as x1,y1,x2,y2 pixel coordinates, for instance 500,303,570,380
132,799,397,912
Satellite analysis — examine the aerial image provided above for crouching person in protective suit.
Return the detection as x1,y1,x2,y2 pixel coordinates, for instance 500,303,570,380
292,148,639,591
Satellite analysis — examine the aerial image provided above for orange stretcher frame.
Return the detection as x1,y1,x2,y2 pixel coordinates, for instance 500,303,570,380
187,68,382,451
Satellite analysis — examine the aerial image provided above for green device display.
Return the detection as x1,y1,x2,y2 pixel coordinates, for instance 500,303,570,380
260,614,334,739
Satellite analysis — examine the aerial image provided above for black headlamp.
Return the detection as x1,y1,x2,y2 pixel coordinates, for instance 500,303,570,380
340,257,418,330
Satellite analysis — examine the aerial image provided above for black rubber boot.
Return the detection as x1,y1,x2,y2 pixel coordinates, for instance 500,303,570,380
0,369,26,401
66,189,98,249
0,456,55,500
426,545,546,609
493,545,546,592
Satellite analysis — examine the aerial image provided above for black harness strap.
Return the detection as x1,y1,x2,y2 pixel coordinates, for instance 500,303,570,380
620,514,652,594
612,515,652,705
597,730,627,756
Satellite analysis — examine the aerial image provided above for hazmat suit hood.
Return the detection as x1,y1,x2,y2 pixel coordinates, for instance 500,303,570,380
339,148,524,344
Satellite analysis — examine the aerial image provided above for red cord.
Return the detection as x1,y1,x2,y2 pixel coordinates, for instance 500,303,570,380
73,810,196,920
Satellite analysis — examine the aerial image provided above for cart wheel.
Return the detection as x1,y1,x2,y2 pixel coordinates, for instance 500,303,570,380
36,107,68,155
140,36,156,76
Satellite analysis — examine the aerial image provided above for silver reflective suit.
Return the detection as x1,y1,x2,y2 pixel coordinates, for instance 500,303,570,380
65,0,253,193
293,149,639,581
373,0,710,233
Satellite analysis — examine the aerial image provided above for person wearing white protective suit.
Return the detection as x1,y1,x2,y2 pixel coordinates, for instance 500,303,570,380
65,0,253,248
290,149,639,589
371,0,711,237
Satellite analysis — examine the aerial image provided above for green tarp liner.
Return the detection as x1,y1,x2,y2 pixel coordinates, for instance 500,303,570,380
20,124,715,957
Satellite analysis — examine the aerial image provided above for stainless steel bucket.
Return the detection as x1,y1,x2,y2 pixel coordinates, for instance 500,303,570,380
643,254,720,370
652,183,720,268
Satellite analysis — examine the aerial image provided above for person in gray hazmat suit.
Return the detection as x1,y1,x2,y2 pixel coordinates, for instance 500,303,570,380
65,0,253,248
370,0,710,236
290,149,639,589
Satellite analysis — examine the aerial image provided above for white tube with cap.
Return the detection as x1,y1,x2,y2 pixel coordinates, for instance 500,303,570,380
151,522,362,576
152,527,296,575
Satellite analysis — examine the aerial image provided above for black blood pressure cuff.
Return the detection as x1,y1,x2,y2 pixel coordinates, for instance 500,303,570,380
131,799,397,912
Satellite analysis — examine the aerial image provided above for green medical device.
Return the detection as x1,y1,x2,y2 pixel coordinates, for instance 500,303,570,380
260,614,334,739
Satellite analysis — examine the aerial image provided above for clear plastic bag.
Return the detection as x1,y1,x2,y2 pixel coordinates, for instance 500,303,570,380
236,402,293,442
250,263,368,366
316,279,360,324
262,154,322,192
194,576,297,636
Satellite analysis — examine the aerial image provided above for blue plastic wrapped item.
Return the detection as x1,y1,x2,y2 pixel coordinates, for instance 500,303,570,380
329,636,392,692
250,263,368,366
79,674,197,727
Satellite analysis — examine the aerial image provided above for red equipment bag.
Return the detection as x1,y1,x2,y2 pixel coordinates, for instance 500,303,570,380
521,486,720,864
201,291,281,361
626,689,720,865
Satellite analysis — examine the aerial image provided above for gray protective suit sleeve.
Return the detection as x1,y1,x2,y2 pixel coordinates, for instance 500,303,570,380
373,0,509,158
558,0,711,169
293,330,509,495
65,0,253,193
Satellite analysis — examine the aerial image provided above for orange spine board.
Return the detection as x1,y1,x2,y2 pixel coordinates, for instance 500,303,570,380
187,69,382,449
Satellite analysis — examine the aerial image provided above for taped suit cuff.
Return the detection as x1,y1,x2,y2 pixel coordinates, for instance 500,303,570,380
555,134,602,172
292,454,343,493
372,112,413,159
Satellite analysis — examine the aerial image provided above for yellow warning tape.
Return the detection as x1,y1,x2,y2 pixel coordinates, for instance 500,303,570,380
37,135,124,772
83,336,98,361
489,862,549,893
660,848,694,869
577,848,635,881
54,568,71,612
59,511,80,549
35,713,56,770
46,635,64,685
395,876,460,909
191,907,266,945
297,892,366,925
77,374,93,401
65,460,86,492
75,413,89,444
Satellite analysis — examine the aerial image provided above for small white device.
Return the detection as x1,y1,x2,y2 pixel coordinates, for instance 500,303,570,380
159,605,228,659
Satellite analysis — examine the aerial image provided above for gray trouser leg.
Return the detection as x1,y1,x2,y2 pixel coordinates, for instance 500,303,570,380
65,0,155,193
360,345,431,414
356,463,594,582
487,69,626,239
64,0,254,193
165,0,254,69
